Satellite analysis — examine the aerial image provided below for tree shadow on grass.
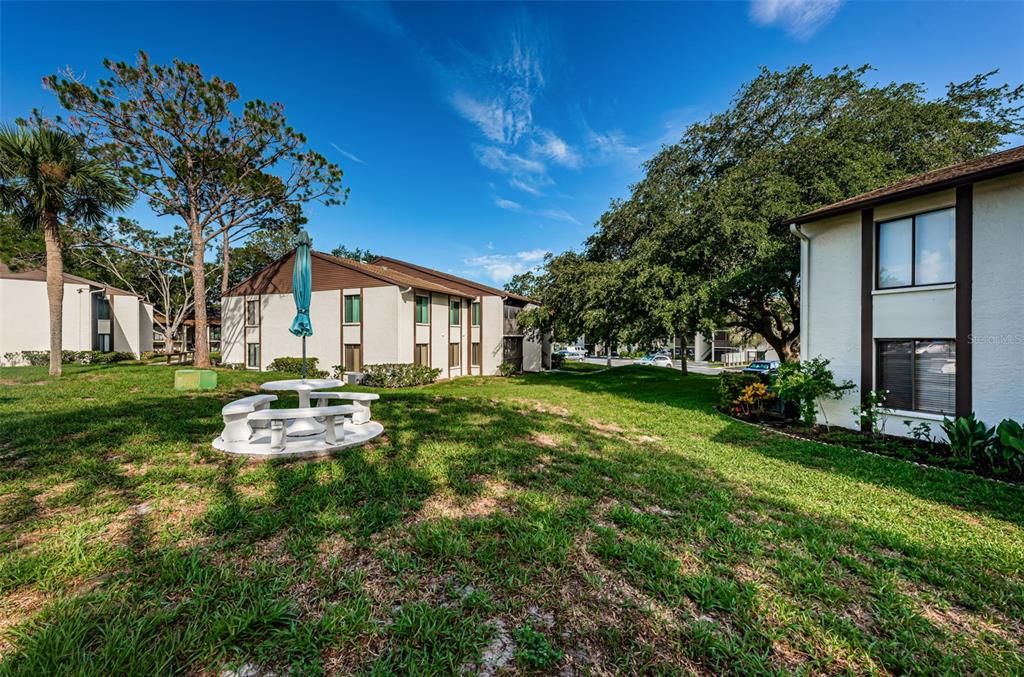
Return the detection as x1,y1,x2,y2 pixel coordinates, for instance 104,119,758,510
0,368,1022,673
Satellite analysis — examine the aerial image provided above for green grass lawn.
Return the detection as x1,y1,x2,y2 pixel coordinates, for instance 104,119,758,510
0,365,1022,674
551,360,609,373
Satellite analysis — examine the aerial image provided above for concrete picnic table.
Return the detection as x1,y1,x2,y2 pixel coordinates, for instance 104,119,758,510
259,378,343,436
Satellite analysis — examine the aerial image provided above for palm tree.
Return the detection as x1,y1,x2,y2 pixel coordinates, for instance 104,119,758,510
0,126,131,376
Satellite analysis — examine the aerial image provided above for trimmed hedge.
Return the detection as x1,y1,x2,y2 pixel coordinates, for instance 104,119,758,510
359,363,441,388
267,356,328,378
6,350,135,366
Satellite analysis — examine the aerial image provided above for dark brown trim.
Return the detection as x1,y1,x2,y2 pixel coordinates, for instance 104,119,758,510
339,290,344,371
446,293,451,379
359,287,365,373
955,184,973,417
860,208,874,431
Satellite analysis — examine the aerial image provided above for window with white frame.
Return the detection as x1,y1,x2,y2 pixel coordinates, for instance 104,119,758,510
246,342,260,369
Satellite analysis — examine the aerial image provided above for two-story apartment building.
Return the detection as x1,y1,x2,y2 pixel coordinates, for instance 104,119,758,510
790,146,1024,438
220,250,550,376
0,262,154,362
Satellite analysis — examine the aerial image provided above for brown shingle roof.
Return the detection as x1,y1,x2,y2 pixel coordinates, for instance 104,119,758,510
0,261,143,298
313,251,472,297
790,145,1024,224
372,256,535,303
222,249,475,298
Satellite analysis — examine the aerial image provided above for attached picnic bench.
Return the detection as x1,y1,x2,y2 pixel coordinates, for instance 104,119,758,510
310,392,379,425
220,394,278,442
248,404,357,451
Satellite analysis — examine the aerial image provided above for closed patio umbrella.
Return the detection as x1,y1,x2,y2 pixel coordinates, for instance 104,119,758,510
289,230,314,380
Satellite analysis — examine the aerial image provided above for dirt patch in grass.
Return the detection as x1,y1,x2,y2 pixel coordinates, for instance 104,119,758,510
587,419,625,436
516,399,571,418
415,493,505,522
527,433,559,449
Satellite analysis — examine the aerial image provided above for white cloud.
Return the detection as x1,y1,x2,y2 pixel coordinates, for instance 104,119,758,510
509,178,544,196
531,130,582,168
493,196,580,226
465,248,549,283
586,129,640,163
749,0,842,39
495,197,522,210
539,208,581,226
330,143,365,165
475,145,547,177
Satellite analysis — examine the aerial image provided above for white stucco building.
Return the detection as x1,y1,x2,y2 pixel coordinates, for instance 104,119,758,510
221,251,550,377
790,146,1024,439
0,262,154,362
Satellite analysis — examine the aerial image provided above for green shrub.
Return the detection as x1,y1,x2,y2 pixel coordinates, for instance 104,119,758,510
18,351,50,366
358,363,441,388
851,389,892,436
719,372,764,410
551,353,564,369
12,350,134,366
210,351,222,366
498,362,519,377
988,418,1024,476
267,356,328,378
773,357,855,427
940,413,994,463
88,351,135,364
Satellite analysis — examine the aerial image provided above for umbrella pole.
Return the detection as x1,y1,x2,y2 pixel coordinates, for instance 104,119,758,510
302,336,307,380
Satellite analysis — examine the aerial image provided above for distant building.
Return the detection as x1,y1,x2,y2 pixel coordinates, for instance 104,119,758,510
220,250,551,376
0,262,154,362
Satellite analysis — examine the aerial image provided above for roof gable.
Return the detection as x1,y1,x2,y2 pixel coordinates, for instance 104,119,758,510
223,250,473,297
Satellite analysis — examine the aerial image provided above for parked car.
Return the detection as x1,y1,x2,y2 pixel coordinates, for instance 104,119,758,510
638,354,674,368
554,349,586,362
741,360,780,375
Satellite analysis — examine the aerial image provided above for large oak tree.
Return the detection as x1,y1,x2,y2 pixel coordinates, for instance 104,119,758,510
577,66,1024,361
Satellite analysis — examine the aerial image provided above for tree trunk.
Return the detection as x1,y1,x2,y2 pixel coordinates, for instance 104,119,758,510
763,331,798,363
220,230,231,297
677,330,688,375
42,214,64,377
606,336,612,368
191,230,211,368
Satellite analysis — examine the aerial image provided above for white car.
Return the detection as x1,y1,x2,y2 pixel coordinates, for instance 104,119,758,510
556,349,586,361
638,354,674,368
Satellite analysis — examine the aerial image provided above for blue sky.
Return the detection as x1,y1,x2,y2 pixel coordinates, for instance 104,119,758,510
2,1,1022,284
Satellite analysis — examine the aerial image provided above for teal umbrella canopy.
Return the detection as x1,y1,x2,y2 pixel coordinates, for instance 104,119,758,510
289,231,314,338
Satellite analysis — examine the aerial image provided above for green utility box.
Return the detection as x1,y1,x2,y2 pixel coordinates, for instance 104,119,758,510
174,369,218,391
